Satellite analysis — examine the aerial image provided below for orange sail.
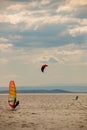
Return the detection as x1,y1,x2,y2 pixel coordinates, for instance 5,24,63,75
8,80,16,108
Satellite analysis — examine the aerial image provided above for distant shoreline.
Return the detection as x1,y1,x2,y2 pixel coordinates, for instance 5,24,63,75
0,92,87,95
0,85,87,93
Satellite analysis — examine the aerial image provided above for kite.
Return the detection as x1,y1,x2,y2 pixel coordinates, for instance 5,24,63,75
41,64,48,72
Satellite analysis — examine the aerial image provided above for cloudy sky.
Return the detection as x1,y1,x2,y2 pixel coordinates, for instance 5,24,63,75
0,0,87,88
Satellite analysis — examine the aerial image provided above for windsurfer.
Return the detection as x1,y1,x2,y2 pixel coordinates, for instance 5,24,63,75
8,80,19,109
14,100,19,108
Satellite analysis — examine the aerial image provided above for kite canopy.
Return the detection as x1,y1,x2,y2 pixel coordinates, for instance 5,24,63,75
41,64,48,72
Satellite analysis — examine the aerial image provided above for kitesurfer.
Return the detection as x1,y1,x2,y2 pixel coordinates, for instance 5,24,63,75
75,96,78,100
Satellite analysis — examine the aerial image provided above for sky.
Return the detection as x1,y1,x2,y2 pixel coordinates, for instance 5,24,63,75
0,0,87,89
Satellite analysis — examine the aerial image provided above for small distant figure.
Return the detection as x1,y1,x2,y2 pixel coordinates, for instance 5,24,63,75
75,96,79,100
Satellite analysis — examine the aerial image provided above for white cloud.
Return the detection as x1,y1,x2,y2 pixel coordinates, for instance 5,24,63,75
68,26,87,37
7,4,25,11
12,43,87,66
0,0,86,32
57,5,73,13
0,0,82,30
0,13,25,24
0,37,9,42
69,0,87,6
81,19,87,26
57,0,87,13
41,0,50,5
0,12,69,30
0,43,13,52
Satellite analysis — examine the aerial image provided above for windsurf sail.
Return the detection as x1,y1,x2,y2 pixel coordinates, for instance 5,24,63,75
8,80,19,109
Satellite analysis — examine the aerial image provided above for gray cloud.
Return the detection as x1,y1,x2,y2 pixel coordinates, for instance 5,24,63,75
75,5,87,18
0,0,87,50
